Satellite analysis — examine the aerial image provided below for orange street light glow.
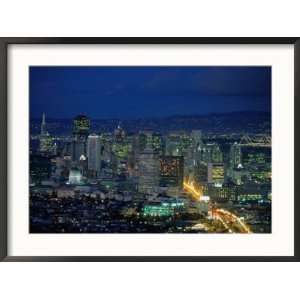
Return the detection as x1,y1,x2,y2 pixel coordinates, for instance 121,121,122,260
183,178,203,201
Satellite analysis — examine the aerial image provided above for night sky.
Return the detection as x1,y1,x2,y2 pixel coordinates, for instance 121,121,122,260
30,66,271,119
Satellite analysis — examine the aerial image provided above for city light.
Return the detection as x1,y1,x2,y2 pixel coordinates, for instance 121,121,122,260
30,66,271,234
183,177,203,201
200,195,210,201
213,208,252,233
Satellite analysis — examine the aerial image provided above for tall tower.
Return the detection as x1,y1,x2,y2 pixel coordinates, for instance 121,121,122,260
71,114,90,162
40,112,47,135
73,114,90,139
138,137,159,194
39,112,53,154
87,134,102,178
191,130,203,163
230,142,242,168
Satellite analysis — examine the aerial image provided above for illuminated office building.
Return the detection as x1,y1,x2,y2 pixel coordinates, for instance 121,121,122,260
138,140,159,194
202,144,223,163
30,154,52,184
194,161,208,184
151,132,163,153
190,130,203,163
71,140,86,162
240,146,271,183
71,115,90,162
230,142,242,168
159,156,184,188
73,114,90,138
207,163,225,184
39,112,55,154
228,166,249,185
203,183,234,202
40,134,54,153
114,123,126,143
87,134,102,177
241,146,271,167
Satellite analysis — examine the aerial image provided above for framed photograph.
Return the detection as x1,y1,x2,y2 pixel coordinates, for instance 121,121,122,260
0,37,299,261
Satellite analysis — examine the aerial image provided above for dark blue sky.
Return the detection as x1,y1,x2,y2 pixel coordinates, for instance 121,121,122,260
30,66,271,119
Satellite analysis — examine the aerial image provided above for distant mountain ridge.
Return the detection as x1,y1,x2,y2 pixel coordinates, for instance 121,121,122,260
30,111,271,135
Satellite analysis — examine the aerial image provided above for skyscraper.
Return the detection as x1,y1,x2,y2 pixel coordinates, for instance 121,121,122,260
39,112,54,154
191,130,203,163
159,156,184,188
207,163,225,185
230,142,242,168
73,114,90,138
71,115,90,162
114,123,126,143
165,133,183,156
151,132,163,154
87,134,102,177
40,112,47,135
138,138,159,194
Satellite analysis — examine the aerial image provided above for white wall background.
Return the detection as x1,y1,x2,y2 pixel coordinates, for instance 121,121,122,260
1,1,300,299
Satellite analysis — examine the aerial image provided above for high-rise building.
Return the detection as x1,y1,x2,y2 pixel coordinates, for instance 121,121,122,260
87,134,102,177
138,139,159,194
240,145,271,183
230,142,242,168
114,123,126,143
159,156,184,188
190,130,203,163
165,133,182,156
39,112,54,154
207,163,225,185
151,132,163,154
194,161,208,184
191,130,202,146
71,115,90,162
202,144,223,163
40,112,47,135
71,140,86,162
73,114,90,138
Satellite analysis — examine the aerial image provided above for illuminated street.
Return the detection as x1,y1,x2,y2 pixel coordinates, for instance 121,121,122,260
184,176,252,233
183,177,203,200
212,208,252,233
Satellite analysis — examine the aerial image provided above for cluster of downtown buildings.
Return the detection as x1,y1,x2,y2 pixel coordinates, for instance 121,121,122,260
30,113,271,233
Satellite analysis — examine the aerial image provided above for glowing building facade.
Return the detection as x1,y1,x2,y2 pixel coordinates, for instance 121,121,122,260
39,112,55,154
73,114,90,137
71,115,90,162
207,163,225,184
159,155,184,188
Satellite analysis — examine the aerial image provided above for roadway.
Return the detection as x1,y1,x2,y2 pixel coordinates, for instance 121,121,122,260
183,177,252,233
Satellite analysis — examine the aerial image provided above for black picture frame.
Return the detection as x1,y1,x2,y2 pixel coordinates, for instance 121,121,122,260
0,37,299,262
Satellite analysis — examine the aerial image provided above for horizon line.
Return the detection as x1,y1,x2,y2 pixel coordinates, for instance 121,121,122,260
30,110,271,121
